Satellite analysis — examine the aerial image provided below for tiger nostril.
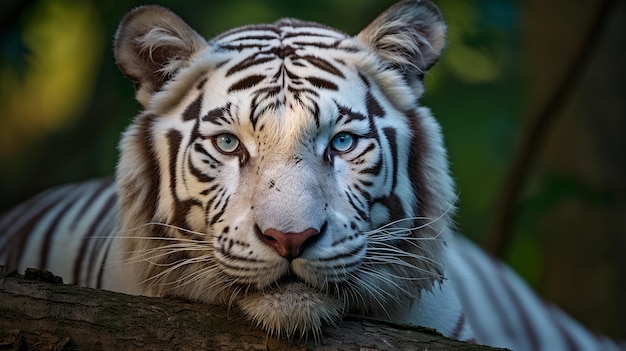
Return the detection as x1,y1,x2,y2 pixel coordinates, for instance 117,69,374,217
257,225,322,260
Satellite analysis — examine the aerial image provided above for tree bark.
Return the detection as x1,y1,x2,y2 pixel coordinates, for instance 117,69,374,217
0,266,505,351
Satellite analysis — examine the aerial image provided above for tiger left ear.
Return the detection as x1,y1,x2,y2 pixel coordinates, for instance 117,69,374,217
357,0,446,75
114,5,207,108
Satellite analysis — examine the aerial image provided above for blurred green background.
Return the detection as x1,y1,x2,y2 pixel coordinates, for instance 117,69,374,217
1,0,624,339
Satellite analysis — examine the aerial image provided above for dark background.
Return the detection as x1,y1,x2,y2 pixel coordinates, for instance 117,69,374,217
1,0,624,339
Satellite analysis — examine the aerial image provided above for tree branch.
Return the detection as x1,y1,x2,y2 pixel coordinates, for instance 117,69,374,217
0,266,504,351
485,0,617,258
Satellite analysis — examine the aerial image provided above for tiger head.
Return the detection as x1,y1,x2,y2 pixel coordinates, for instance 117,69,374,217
114,0,453,338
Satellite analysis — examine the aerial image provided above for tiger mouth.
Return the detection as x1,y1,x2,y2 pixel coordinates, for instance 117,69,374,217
269,271,316,293
268,270,349,297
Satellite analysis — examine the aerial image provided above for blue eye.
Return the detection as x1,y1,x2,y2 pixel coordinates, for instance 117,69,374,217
213,133,240,153
330,132,356,153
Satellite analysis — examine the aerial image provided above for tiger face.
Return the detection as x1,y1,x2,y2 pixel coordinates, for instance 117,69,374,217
114,0,453,338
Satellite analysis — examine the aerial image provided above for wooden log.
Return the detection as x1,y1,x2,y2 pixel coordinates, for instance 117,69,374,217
0,266,506,351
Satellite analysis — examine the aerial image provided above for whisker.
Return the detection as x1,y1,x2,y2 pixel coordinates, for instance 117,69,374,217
365,200,457,238
114,235,210,244
364,252,443,270
117,221,211,237
164,263,223,290
345,272,394,318
139,255,216,287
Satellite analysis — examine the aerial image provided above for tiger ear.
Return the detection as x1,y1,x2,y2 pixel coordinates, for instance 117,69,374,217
114,5,206,108
357,0,446,76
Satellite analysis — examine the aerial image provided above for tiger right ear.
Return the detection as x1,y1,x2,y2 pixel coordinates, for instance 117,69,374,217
357,0,446,76
114,5,206,108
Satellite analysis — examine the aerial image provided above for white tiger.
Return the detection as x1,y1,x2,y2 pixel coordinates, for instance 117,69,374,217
0,1,623,350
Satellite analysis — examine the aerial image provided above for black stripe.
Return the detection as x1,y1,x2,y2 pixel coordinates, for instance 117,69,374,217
0,187,65,268
349,143,376,163
39,189,84,268
359,158,382,176
310,100,320,128
194,142,215,159
228,74,265,92
358,179,373,187
196,78,207,90
9,198,62,268
282,30,341,39
204,186,222,213
336,103,367,123
255,86,281,98
219,43,262,51
227,56,276,76
358,72,371,88
287,85,320,98
88,205,117,287
406,109,429,218
210,194,230,226
213,25,280,41
546,304,581,351
167,129,183,202
460,247,516,340
345,191,367,221
378,193,406,223
317,245,364,263
188,151,216,183
229,34,277,42
448,267,484,341
167,129,202,230
302,55,344,78
305,77,338,90
346,185,367,210
202,106,228,123
70,179,113,232
182,94,203,121
366,91,384,118
131,113,161,224
74,188,116,285
291,41,341,49
96,229,115,290
494,257,540,350
383,128,399,191
249,96,283,131
215,250,265,267
351,182,372,202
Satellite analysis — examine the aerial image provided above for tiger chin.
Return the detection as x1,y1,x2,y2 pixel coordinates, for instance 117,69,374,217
111,0,451,340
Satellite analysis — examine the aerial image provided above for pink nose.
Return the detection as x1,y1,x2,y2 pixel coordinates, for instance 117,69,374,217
259,227,320,260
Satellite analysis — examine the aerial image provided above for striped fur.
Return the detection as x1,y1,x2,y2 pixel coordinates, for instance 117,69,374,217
0,179,121,290
0,1,623,349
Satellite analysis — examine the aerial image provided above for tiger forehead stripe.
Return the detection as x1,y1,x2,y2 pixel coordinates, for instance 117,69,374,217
213,25,280,42
215,21,343,48
228,75,266,92
203,27,363,136
219,31,350,76
302,55,345,78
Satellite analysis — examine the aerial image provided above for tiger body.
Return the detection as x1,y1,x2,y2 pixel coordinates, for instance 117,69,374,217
0,1,623,350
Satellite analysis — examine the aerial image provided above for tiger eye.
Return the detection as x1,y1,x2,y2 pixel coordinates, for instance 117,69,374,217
330,132,357,153
213,133,240,154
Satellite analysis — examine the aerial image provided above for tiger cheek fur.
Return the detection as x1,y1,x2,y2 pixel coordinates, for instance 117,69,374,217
113,0,451,338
